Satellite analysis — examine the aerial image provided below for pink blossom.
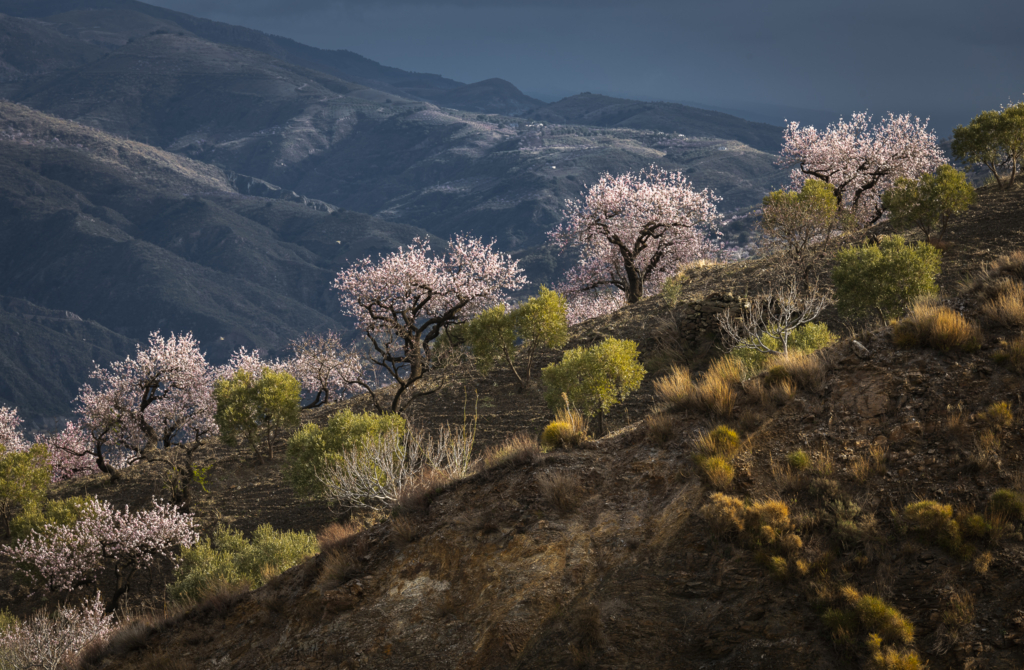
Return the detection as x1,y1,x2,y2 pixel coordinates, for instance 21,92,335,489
216,346,284,381
780,112,945,226
0,405,29,452
550,165,720,304
563,291,625,326
287,331,364,407
74,332,217,473
0,594,112,670
34,421,100,482
333,236,525,412
1,496,197,612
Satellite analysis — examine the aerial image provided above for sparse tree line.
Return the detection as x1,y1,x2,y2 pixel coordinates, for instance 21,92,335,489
2,99,1021,666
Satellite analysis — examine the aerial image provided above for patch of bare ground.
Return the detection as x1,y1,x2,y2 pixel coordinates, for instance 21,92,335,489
7,185,1024,668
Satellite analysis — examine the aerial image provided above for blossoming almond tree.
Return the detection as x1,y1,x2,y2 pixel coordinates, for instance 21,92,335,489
1,497,197,612
779,112,945,226
288,331,364,408
550,166,720,305
0,594,112,670
334,236,525,413
0,405,29,452
74,332,217,502
36,421,100,482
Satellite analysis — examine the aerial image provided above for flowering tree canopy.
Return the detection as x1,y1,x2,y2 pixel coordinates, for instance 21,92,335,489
36,421,100,482
779,112,945,226
74,332,217,499
550,166,720,304
334,236,525,412
1,496,197,612
0,406,28,452
288,332,364,408
0,594,112,670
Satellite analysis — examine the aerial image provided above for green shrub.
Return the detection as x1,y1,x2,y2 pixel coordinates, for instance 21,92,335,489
952,102,1024,189
760,178,853,279
904,500,963,554
832,235,941,320
464,286,569,388
9,495,93,539
989,489,1024,522
284,410,406,498
882,164,976,240
168,524,318,603
695,425,740,459
787,450,810,471
0,608,18,633
0,443,51,539
214,368,302,462
542,338,646,435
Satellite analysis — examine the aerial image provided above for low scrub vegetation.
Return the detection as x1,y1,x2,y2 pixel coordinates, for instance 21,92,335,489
833,235,941,320
284,410,406,498
168,524,318,603
892,299,982,352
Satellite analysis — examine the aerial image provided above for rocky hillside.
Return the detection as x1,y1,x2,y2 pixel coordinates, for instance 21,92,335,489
25,184,1021,670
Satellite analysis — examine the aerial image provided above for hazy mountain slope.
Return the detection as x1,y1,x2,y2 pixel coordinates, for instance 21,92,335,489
0,296,136,428
528,92,783,153
0,101,431,422
12,31,367,150
424,78,545,116
0,0,465,96
0,13,105,80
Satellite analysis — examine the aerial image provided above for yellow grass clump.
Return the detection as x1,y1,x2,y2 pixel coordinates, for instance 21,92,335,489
892,299,982,352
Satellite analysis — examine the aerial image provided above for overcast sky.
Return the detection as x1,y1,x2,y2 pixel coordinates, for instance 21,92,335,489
145,0,1023,135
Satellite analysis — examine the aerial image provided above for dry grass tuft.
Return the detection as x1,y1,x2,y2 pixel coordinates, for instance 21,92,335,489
317,521,362,552
655,360,738,418
701,492,746,535
766,350,828,393
981,401,1014,431
538,471,584,515
394,468,453,514
993,336,1024,371
696,373,735,418
697,456,735,489
892,299,982,352
317,547,362,591
653,365,697,409
840,586,915,645
478,433,541,470
982,279,1024,326
644,412,675,445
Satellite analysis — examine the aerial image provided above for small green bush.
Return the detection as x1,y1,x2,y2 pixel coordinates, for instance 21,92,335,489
9,495,93,539
904,500,963,554
168,524,318,603
787,450,810,471
214,368,302,461
542,338,646,435
284,410,406,498
832,235,941,320
989,489,1024,522
464,286,569,388
697,455,734,489
0,607,18,633
0,443,51,539
882,164,976,240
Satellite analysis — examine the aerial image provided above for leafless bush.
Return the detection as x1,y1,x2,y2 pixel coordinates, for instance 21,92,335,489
318,424,475,512
717,279,832,358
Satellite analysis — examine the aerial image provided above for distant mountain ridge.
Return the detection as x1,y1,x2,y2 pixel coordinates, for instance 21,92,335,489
0,100,432,426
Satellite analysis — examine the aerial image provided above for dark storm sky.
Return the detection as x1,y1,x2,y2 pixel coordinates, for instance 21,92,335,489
146,0,1023,135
